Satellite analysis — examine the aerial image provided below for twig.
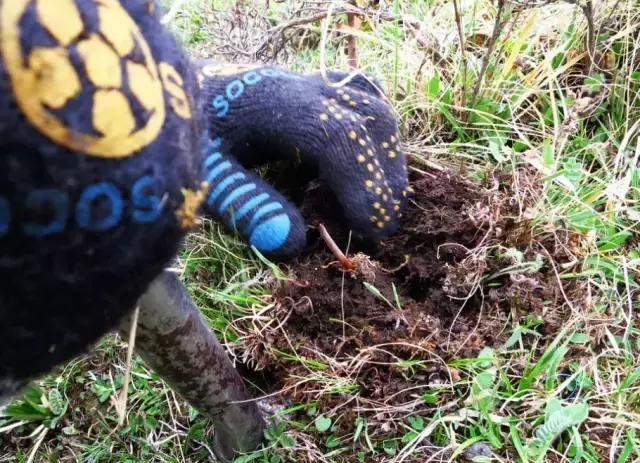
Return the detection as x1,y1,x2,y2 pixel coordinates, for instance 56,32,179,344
318,223,355,271
253,5,442,64
346,1,358,69
581,0,595,75
114,306,139,426
469,0,510,110
451,0,468,117
540,1,595,74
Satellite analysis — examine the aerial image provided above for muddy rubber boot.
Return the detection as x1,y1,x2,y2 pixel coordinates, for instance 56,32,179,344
119,270,265,462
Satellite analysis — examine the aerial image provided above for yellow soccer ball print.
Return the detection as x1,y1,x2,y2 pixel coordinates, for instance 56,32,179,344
0,0,167,159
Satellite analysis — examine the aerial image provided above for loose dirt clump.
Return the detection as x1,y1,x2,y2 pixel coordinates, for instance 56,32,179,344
242,163,574,411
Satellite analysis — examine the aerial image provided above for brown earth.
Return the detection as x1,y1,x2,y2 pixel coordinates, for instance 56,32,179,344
239,162,577,421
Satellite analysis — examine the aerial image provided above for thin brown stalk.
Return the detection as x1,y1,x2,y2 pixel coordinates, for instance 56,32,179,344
318,223,355,271
346,0,358,69
452,0,468,117
469,0,510,110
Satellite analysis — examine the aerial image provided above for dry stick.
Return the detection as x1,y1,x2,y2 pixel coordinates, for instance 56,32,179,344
581,0,596,75
115,306,139,426
318,223,356,271
255,9,346,58
469,0,509,111
253,5,439,64
346,0,358,69
451,0,468,120
318,2,363,88
559,0,595,74
601,0,623,31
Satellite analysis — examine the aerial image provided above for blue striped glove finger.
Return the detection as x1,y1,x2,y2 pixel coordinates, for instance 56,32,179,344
199,137,306,259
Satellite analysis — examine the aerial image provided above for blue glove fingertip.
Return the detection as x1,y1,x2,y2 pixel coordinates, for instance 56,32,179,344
249,214,292,252
200,138,307,260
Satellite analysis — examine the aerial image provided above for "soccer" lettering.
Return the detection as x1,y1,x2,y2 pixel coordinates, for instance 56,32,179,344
211,68,302,118
0,175,164,238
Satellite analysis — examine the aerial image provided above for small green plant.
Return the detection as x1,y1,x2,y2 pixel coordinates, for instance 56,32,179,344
528,398,590,462
264,422,296,451
1,384,67,429
401,415,425,445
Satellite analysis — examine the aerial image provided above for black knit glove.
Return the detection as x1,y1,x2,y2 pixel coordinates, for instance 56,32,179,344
196,61,409,260
0,0,206,398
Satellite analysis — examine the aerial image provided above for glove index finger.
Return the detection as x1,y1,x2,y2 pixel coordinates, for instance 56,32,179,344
199,137,307,260
308,77,409,241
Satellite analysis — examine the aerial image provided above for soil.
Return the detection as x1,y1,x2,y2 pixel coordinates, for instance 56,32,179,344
239,162,576,435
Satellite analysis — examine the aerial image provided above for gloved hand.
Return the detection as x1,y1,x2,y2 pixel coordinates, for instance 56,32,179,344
0,0,206,399
195,61,409,260
0,0,409,402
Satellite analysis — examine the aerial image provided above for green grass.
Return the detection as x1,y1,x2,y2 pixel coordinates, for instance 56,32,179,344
2,0,640,462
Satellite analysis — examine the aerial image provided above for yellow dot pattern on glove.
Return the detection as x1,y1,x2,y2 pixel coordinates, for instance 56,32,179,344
316,84,409,231
366,126,405,228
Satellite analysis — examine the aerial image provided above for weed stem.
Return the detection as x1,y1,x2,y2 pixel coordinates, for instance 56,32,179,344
318,223,356,271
